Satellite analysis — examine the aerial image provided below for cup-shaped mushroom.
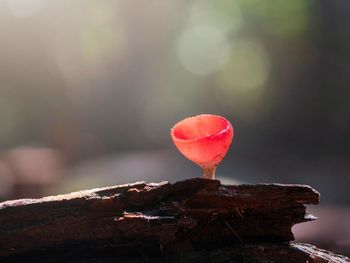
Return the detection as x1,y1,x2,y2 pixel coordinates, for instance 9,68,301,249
171,114,234,179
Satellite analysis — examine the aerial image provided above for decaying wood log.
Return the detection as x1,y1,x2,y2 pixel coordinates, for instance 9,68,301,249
3,242,350,262
0,178,348,262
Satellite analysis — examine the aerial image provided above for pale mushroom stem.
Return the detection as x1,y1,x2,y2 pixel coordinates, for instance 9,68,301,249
202,166,216,180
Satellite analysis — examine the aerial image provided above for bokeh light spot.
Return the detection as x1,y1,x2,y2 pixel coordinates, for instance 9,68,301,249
177,25,230,75
217,38,270,93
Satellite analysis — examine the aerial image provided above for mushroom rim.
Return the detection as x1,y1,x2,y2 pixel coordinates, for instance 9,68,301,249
170,114,233,143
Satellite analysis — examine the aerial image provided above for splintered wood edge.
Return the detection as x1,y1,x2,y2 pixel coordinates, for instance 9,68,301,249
291,243,350,263
0,178,320,209
0,181,152,208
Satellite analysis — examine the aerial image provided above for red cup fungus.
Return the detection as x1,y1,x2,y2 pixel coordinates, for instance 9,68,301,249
171,114,234,179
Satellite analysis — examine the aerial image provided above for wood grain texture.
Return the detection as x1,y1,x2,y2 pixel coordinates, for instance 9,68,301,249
3,243,350,262
0,178,349,263
1,178,344,262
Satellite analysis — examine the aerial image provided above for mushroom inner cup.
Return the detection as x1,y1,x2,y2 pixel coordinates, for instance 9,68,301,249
172,115,229,141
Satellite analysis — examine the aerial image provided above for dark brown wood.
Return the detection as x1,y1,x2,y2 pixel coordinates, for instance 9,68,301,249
175,243,350,263
0,178,323,260
3,242,349,262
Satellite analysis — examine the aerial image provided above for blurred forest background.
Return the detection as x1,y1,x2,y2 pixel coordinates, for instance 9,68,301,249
0,0,349,256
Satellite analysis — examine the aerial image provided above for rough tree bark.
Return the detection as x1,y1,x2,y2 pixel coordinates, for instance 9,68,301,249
0,178,348,262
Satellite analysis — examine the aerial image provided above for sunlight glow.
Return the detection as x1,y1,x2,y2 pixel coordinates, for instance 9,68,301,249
6,0,44,18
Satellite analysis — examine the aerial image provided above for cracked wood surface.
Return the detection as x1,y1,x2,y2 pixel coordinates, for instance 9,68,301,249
1,178,344,262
